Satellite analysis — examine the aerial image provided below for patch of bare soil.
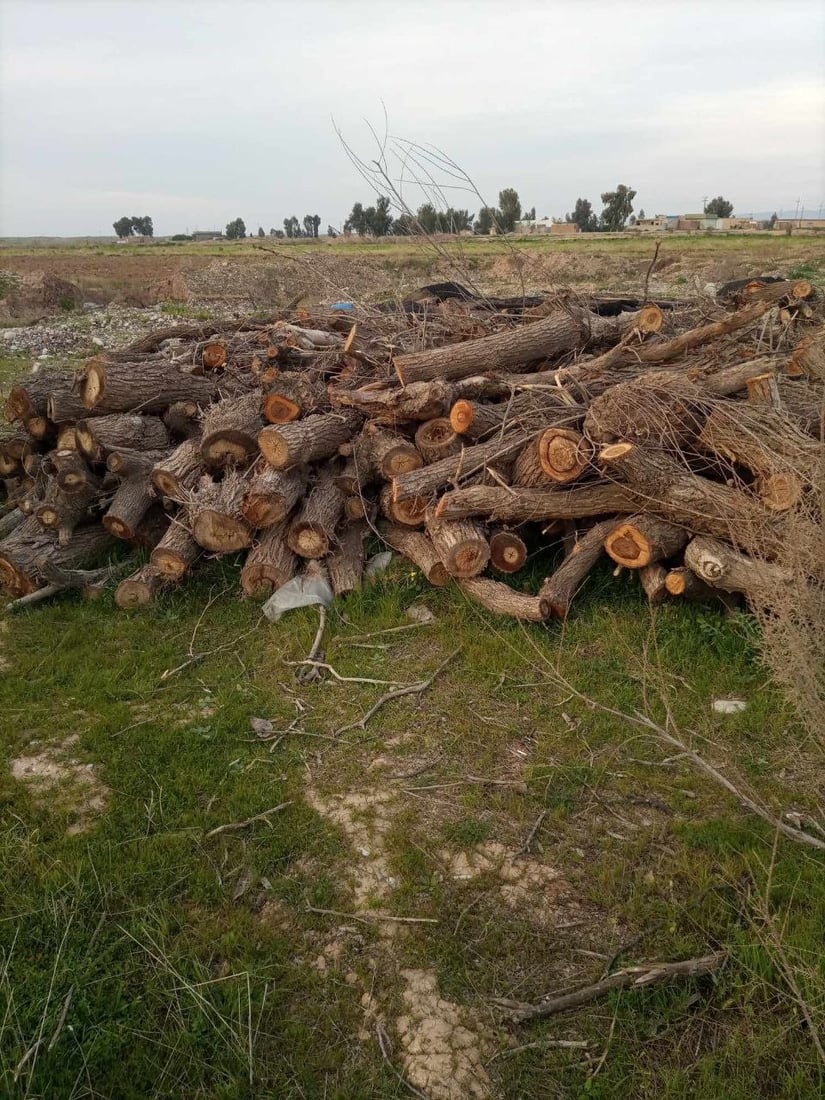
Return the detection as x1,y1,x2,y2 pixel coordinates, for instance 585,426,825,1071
10,734,109,834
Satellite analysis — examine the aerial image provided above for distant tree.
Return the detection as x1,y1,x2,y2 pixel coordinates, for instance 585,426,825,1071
272,228,285,238
312,214,321,237
525,206,536,221
474,206,498,234
565,198,598,232
638,208,645,219
225,217,246,239
327,225,339,238
497,188,522,232
283,216,302,238
302,214,321,239
113,216,133,238
769,212,778,227
131,215,153,237
257,226,265,238
600,185,636,231
344,202,367,235
629,215,637,226
344,197,393,236
704,196,734,218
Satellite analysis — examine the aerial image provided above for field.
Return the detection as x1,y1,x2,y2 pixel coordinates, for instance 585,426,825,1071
1,235,824,1100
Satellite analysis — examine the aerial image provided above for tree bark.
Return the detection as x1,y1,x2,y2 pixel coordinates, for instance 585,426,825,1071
188,473,252,552
450,391,581,441
684,536,795,604
0,428,34,476
512,439,554,487
414,418,462,463
103,475,156,541
604,514,689,568
261,373,328,423
151,439,203,500
426,515,490,578
258,410,361,469
584,370,708,447
150,520,201,579
379,522,448,586
115,565,170,609
379,484,427,527
76,414,170,463
538,519,617,618
107,448,171,480
392,428,536,502
489,529,527,573
241,463,307,528
640,563,669,603
240,522,296,596
664,565,729,603
791,327,825,381
458,576,548,622
163,400,202,440
286,470,345,558
200,389,263,469
434,482,638,523
81,357,217,413
361,424,423,477
327,521,368,595
0,508,24,539
5,371,76,423
51,449,95,494
0,519,114,596
393,306,661,384
35,482,98,547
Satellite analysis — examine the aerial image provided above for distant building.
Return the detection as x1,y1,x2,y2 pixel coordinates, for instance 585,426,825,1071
633,214,670,233
775,218,825,231
515,218,580,236
192,230,223,241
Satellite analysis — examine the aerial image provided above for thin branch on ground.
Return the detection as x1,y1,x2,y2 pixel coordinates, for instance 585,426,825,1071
287,660,405,687
516,809,549,856
376,1021,433,1100
205,802,292,839
305,904,438,926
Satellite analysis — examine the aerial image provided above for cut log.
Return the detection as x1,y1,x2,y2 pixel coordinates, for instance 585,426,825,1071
24,415,55,442
415,418,462,464
4,370,73,423
684,536,795,604
458,576,548,622
0,508,24,539
379,523,448,586
107,448,171,480
698,357,782,396
538,427,594,483
240,522,296,596
261,373,328,423
740,278,815,306
258,410,362,470
393,428,536,502
50,449,94,494
150,521,201,579
151,439,203,499
584,370,708,447
103,475,156,541
130,505,170,550
200,389,263,469
241,464,307,528
79,356,215,413
512,440,553,487
450,391,580,441
489,529,527,573
434,482,638,523
163,401,201,440
329,376,508,424
379,484,427,527
188,473,252,553
76,414,170,463
639,563,669,604
362,424,423,478
286,471,345,558
115,565,169,609
198,341,228,371
538,519,618,619
35,482,98,547
604,515,689,569
0,519,114,596
56,425,77,451
394,306,661,385
791,328,825,380
327,521,368,596
664,566,723,602
343,493,375,522
426,516,490,578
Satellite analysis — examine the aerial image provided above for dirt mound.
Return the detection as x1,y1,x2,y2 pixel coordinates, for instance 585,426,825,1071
0,270,87,321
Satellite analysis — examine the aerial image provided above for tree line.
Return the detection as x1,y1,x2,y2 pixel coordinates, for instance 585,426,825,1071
113,215,154,238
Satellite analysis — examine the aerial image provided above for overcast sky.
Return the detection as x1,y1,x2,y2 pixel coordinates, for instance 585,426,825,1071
1,0,823,236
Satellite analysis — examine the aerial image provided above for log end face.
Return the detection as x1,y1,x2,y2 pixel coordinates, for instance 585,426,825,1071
257,427,289,469
605,524,652,568
262,394,301,424
449,400,475,434
192,510,252,553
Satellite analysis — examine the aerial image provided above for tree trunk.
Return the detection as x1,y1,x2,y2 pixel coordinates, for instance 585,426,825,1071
664,566,722,602
791,328,825,380
415,418,462,463
4,371,75,423
538,427,595,482
392,428,536,502
107,448,171,479
458,576,548,621
286,471,345,558
24,415,55,443
103,475,156,541
0,508,24,539
258,410,361,469
328,521,368,595
538,519,617,619
50,449,95,494
379,523,448,586
200,389,263,469
450,391,580,441
261,373,328,423
35,482,98,547
188,473,252,552
640,563,669,603
129,505,170,550
426,515,490,578
489,529,527,573
150,520,201,579
739,278,814,306
393,306,661,384
0,519,114,596
697,357,783,396
151,439,203,499
0,429,34,476
361,424,423,477
240,522,296,596
343,493,376,522
434,482,638,523
163,401,202,440
684,535,795,604
81,356,217,413
115,565,170,609
329,376,507,425
604,514,689,568
584,370,708,447
56,425,77,451
598,442,814,568
76,414,170,463
379,484,427,527
241,463,307,528
512,439,554,487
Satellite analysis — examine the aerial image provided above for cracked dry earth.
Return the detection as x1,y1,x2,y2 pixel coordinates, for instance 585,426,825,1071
306,776,583,1100
10,734,109,835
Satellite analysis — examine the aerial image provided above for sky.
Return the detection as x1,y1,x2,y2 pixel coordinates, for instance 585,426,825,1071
1,0,824,236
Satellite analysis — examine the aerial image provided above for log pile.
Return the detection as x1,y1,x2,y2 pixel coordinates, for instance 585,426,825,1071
0,277,822,620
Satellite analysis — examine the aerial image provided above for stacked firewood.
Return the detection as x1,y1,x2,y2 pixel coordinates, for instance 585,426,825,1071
0,276,822,619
